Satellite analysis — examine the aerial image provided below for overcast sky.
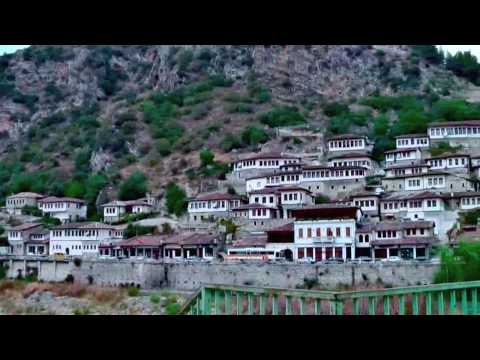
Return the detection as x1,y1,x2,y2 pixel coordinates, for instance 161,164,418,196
1,45,480,58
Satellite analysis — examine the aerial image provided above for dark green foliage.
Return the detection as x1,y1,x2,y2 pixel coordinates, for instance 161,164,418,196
360,95,424,112
124,224,156,239
23,46,68,65
99,61,128,96
165,182,187,217
0,265,6,280
431,99,480,122
21,205,42,217
118,171,148,201
247,77,271,104
225,103,253,114
328,116,352,135
177,49,194,72
40,113,67,129
434,242,480,283
0,81,15,98
390,110,431,137
323,102,349,117
446,51,480,85
12,91,39,112
200,149,215,167
156,138,173,156
258,106,306,128
429,142,461,157
221,134,243,152
315,195,331,204
462,209,480,226
44,82,65,102
241,126,269,146
412,45,444,65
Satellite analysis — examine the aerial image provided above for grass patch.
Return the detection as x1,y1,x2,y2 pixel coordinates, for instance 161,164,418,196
127,287,140,297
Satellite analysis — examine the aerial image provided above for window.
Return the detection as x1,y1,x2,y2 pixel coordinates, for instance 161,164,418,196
298,228,304,239
346,227,351,237
336,228,341,237
316,228,321,237
307,228,312,238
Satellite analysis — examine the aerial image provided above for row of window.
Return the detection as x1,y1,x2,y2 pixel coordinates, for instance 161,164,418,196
354,200,376,208
189,200,240,210
303,169,365,179
428,158,468,168
298,227,352,239
386,151,417,160
390,167,424,176
430,126,480,136
6,199,26,205
328,139,365,149
461,197,480,206
42,202,83,209
382,199,438,210
397,138,429,146
331,160,370,167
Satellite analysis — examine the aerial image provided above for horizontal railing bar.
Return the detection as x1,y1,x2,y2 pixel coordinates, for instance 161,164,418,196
201,284,337,300
335,281,480,300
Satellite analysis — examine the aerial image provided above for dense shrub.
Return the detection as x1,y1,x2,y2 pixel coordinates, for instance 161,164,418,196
118,171,148,201
446,51,480,85
412,45,444,65
434,242,480,283
323,102,349,117
241,126,269,146
221,134,243,152
165,182,187,217
431,99,480,122
258,106,306,128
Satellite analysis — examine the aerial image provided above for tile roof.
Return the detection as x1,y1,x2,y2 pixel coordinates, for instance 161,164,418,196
328,152,372,160
427,152,470,160
193,193,244,201
371,237,438,246
232,204,278,211
292,205,360,220
394,133,429,139
164,233,218,247
115,235,166,247
235,152,300,162
248,186,311,195
53,222,118,230
7,192,45,199
303,165,367,171
231,235,268,248
9,223,43,232
384,147,420,154
429,120,480,127
38,196,86,204
373,220,434,231
246,170,303,181
327,134,368,141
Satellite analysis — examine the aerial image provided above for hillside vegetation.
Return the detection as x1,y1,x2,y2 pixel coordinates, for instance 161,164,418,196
0,45,478,217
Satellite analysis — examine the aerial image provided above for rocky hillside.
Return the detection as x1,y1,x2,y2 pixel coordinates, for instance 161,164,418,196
0,45,473,207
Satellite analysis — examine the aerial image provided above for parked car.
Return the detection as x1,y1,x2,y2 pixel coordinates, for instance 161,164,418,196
297,257,315,264
355,256,372,263
415,256,427,262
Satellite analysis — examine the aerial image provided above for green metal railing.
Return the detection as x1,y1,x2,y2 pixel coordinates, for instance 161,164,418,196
180,281,480,315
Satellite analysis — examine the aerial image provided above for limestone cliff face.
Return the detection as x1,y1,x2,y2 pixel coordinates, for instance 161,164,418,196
0,45,462,143
0,45,467,188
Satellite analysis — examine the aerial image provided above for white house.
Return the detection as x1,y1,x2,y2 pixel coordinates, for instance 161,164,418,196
49,222,125,257
292,205,362,261
426,153,470,172
428,120,480,140
384,148,422,167
187,193,245,222
380,191,445,221
231,152,301,179
7,223,46,256
5,192,45,215
38,197,87,224
327,134,369,153
384,164,430,178
327,152,374,170
395,134,430,149
349,192,381,219
102,200,153,223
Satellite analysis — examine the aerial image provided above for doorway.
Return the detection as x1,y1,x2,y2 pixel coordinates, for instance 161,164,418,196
284,249,293,262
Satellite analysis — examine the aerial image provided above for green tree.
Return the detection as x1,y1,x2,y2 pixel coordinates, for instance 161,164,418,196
241,126,269,146
199,149,215,167
446,51,480,85
118,171,148,201
165,182,187,217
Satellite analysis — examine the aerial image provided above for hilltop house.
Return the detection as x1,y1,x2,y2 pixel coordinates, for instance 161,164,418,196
231,152,301,179
102,200,153,223
327,134,370,153
428,120,480,140
384,148,423,167
187,193,245,223
327,152,374,170
426,153,471,174
49,222,124,257
5,192,45,215
7,223,48,256
395,134,430,149
38,197,87,224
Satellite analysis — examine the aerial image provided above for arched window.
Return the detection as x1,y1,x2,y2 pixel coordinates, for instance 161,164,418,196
365,235,370,243
359,235,363,243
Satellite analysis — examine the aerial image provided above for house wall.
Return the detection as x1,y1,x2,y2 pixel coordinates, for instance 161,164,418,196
6,197,39,215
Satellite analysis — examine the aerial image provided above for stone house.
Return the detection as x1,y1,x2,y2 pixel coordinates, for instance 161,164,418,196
5,192,45,215
7,223,48,256
38,197,87,224
101,199,153,223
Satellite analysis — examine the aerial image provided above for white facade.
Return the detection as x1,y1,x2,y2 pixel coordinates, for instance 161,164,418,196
49,224,124,257
5,193,44,215
380,197,444,218
351,196,379,213
327,137,367,152
328,157,372,169
459,195,480,210
385,148,422,166
426,156,470,170
294,219,356,260
429,122,480,140
233,155,300,173
385,165,429,178
396,136,430,149
38,198,87,224
188,198,242,213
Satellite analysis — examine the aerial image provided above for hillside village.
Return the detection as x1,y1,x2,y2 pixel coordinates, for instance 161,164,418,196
2,117,480,272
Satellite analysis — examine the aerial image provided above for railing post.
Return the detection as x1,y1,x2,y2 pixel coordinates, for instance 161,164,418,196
383,296,391,316
450,290,457,315
461,289,468,315
399,295,405,315
247,294,254,315
214,289,222,315
314,299,321,315
412,293,419,315
236,292,242,315
368,297,376,315
472,288,478,315
259,295,266,315
426,293,432,315
285,296,292,315
438,292,445,315
224,290,232,315
201,288,212,315
272,294,279,315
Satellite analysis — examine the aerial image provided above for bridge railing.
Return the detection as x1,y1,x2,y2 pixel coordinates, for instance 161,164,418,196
180,281,480,315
